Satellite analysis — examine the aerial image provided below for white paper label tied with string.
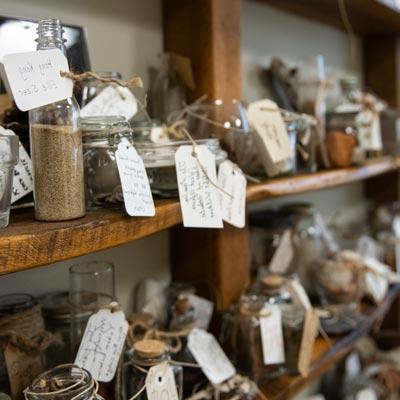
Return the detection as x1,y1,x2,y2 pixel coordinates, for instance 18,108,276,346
115,139,155,217
217,160,247,228
2,49,73,111
175,145,223,228
146,363,179,400
75,307,128,382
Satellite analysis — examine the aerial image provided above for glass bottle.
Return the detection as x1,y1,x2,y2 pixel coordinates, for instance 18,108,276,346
81,72,122,107
29,19,85,221
69,261,115,352
123,339,183,400
24,364,103,399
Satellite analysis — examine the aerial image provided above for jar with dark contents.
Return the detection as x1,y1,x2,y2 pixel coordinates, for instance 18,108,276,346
122,339,183,400
24,364,103,400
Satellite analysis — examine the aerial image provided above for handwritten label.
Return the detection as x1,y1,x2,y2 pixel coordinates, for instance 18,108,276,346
247,99,292,163
175,146,223,228
188,329,236,384
146,363,179,400
11,142,33,203
268,229,294,274
80,86,138,121
3,49,73,111
217,160,246,228
74,308,128,382
187,294,214,330
115,139,155,217
260,305,285,365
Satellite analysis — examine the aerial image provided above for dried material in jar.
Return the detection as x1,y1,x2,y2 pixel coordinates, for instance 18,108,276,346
30,124,85,221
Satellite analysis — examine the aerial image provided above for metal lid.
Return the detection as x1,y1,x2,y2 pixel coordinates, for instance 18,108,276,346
0,293,35,316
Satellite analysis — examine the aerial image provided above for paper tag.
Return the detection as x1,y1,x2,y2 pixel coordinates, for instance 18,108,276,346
3,49,73,111
217,160,246,228
315,213,339,254
268,229,294,274
260,305,285,365
363,256,400,283
356,110,383,151
11,142,33,203
175,145,223,228
187,294,214,330
80,86,138,121
286,278,312,310
356,388,378,400
356,235,379,260
115,139,155,217
188,329,236,384
146,363,179,400
247,99,292,163
75,308,129,382
4,344,42,400
298,310,319,377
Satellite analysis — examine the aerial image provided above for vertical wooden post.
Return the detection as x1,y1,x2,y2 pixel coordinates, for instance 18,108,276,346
164,0,249,311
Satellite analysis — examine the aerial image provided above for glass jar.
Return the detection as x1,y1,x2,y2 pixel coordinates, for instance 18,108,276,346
82,116,132,209
69,261,115,352
80,72,122,108
0,132,19,228
123,339,183,400
24,364,103,400
135,138,227,197
29,19,85,221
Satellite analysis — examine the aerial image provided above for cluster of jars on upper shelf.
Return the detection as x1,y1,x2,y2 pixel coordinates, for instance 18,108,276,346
2,197,400,399
1,19,398,228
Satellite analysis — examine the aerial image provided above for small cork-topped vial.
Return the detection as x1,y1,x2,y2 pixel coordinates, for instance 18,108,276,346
259,274,291,305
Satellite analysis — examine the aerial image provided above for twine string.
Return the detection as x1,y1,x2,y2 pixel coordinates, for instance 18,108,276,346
60,71,143,88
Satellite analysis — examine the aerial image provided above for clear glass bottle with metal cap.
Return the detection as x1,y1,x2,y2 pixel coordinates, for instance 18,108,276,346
24,364,103,399
82,116,132,209
29,19,85,221
123,339,183,400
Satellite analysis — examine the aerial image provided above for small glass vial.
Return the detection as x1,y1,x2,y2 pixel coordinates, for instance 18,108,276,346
29,19,85,221
123,339,183,400
24,364,103,400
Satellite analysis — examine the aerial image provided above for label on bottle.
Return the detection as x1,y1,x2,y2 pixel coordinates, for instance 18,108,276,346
175,145,223,228
187,294,214,330
247,99,292,164
2,49,73,111
260,305,285,365
217,160,247,228
268,229,294,274
188,329,236,384
115,139,155,217
80,86,138,121
74,307,129,382
146,363,180,400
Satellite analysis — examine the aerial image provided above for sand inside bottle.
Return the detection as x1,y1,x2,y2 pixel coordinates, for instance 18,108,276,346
30,124,85,221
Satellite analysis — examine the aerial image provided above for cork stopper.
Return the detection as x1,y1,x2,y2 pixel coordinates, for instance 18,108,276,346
261,274,285,290
134,339,166,358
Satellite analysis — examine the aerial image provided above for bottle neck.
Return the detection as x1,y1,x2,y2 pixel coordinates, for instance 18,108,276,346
36,19,66,55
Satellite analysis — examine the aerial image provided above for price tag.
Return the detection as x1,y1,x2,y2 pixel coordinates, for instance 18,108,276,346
217,160,247,228
268,229,294,274
187,294,214,330
260,305,285,365
188,329,236,384
247,99,292,163
115,139,155,217
3,49,73,111
146,363,179,400
80,86,138,121
74,307,129,382
175,145,223,228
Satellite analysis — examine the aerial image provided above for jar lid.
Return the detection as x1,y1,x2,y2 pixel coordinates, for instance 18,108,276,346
0,293,35,316
134,339,166,358
261,275,285,290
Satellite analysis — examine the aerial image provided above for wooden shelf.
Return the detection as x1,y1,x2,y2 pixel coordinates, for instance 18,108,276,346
260,284,400,400
252,0,400,34
247,157,400,202
0,158,399,275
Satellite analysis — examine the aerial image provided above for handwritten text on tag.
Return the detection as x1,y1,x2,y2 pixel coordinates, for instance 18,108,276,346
146,363,179,400
3,49,73,111
217,160,246,228
80,86,138,121
115,140,155,217
260,305,285,365
74,308,128,382
175,146,223,228
12,142,33,203
188,329,236,384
